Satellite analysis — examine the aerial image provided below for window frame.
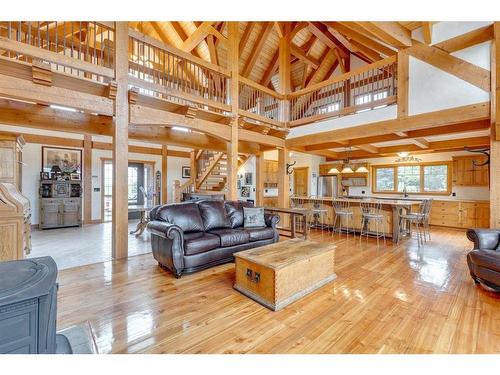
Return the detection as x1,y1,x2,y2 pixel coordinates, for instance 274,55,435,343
371,161,452,195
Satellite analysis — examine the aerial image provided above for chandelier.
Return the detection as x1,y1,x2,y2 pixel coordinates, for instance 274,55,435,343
394,152,422,163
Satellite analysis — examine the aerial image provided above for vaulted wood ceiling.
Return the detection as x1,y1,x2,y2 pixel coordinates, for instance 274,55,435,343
130,21,429,92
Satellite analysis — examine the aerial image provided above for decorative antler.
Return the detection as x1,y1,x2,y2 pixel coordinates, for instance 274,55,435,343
464,147,490,166
286,161,297,175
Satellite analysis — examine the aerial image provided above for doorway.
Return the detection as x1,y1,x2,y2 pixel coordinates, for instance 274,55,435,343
101,159,155,222
293,167,309,196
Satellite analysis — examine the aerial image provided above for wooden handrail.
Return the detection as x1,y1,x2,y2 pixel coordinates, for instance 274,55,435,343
238,75,285,100
128,28,231,77
289,55,397,98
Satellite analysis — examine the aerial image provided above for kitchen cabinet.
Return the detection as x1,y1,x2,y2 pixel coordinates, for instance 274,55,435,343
452,156,488,186
430,200,489,228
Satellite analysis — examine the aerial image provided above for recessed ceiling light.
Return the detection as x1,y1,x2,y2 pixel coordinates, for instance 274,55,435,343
172,126,189,132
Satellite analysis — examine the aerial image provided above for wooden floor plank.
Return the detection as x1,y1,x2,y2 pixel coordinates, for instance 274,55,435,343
56,227,500,354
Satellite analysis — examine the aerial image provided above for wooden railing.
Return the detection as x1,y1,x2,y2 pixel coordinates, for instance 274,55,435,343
238,76,286,127
288,56,397,126
0,21,115,81
128,29,231,114
0,23,399,129
173,178,195,203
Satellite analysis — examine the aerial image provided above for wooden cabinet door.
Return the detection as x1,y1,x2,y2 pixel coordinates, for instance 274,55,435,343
472,159,489,186
41,201,60,227
62,200,80,226
459,202,476,228
293,167,308,196
475,203,490,228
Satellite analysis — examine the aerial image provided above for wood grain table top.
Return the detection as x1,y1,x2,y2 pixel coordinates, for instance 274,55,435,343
234,239,335,270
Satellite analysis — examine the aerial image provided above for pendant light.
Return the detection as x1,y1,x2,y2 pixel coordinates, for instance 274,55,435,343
355,165,369,173
394,152,422,163
341,146,354,173
328,166,340,174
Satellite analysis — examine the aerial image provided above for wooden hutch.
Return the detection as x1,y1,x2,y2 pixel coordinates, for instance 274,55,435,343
0,133,31,261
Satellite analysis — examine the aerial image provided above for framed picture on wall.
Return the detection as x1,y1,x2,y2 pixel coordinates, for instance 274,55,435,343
42,146,82,174
241,186,250,197
237,180,242,189
244,172,253,185
70,173,81,181
182,166,191,178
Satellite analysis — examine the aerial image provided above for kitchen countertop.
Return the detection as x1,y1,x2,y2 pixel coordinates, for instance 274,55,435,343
290,196,420,206
291,195,489,203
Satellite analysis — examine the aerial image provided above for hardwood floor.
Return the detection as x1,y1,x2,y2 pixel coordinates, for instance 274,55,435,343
29,221,151,270
56,227,500,354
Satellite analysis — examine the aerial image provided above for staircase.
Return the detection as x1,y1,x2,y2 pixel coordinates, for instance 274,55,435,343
196,151,228,192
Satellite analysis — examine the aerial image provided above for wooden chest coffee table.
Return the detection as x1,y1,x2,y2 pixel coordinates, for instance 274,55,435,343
233,239,336,311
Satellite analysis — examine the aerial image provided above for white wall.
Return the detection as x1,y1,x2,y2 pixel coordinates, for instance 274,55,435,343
237,155,256,202
287,22,492,140
0,125,190,224
348,151,490,201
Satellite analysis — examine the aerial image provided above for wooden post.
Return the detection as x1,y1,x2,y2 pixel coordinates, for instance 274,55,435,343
111,22,129,259
490,22,500,228
278,29,291,122
227,22,239,200
190,149,197,185
397,50,409,118
161,145,168,204
83,134,92,224
278,147,290,209
255,153,265,206
277,27,291,209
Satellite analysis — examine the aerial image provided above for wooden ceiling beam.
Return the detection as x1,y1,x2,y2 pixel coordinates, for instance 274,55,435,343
356,22,412,48
407,43,490,91
410,137,430,149
329,22,396,57
239,22,256,56
242,22,274,77
433,24,493,53
421,22,433,44
290,43,320,69
260,47,279,86
180,21,216,52
287,102,490,147
307,22,350,58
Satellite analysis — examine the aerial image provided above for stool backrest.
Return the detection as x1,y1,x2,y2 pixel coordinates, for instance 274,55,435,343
309,195,323,210
360,199,382,215
333,198,350,212
423,198,433,216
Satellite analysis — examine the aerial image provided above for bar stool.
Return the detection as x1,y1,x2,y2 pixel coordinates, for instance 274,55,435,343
309,195,329,234
360,199,386,244
290,195,310,236
398,199,432,245
332,198,355,238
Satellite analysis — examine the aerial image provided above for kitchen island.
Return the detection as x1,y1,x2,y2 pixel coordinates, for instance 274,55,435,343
291,196,422,242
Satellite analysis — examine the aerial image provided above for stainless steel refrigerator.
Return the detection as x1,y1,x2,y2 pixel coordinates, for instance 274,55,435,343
316,175,338,197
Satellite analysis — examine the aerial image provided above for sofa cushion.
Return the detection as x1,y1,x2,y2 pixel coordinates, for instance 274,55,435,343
156,202,204,233
224,200,254,228
184,233,221,256
198,200,231,231
245,226,275,242
209,228,250,247
243,207,266,228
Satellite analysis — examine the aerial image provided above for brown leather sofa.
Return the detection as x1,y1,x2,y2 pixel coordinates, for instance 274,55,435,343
147,200,280,277
466,228,500,291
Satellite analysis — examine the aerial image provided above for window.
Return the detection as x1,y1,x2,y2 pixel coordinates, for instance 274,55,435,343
354,90,389,112
128,166,139,204
372,162,451,195
317,101,340,115
375,168,395,191
397,165,420,193
423,165,448,192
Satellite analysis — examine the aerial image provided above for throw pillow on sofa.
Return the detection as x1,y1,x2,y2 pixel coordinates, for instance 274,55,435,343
243,207,265,228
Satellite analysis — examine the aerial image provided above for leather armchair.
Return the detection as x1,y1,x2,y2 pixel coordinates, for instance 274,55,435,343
466,229,500,291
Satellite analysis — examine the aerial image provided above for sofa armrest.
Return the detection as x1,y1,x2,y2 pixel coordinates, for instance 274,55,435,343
147,221,185,277
466,228,500,250
264,213,280,229
148,221,184,241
